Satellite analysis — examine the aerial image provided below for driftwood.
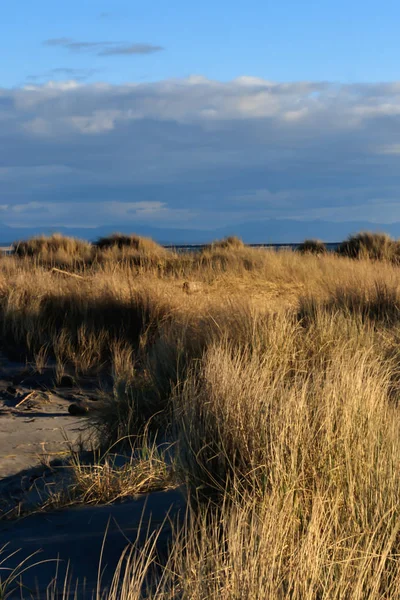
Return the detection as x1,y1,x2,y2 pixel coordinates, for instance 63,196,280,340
15,390,36,408
51,267,84,280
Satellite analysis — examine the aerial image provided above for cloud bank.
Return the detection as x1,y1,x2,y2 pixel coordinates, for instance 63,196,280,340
1,76,400,230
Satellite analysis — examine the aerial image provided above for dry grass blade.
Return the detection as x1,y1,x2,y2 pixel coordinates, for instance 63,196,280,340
0,544,58,599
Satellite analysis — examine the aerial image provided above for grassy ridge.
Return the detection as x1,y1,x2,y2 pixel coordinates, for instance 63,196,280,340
10,230,400,263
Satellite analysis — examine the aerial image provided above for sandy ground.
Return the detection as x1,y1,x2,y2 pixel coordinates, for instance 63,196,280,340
0,355,185,598
0,403,86,479
0,354,92,510
0,489,185,599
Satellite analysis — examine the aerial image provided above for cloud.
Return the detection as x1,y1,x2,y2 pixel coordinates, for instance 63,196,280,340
3,201,195,228
44,37,72,47
1,76,400,229
27,68,99,83
376,144,400,155
43,38,163,56
99,44,163,56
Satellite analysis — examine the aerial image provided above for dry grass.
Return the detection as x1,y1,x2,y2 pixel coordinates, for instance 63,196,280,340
40,440,176,512
94,233,171,266
103,295,400,599
94,233,165,253
12,233,92,266
0,544,58,599
337,230,400,262
3,237,400,597
204,235,245,251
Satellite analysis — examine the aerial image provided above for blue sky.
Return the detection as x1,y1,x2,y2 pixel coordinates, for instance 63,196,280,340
1,1,400,236
3,0,400,86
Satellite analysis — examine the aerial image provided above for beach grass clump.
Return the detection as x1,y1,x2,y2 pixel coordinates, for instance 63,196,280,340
337,231,400,262
198,243,270,274
12,233,93,265
94,233,170,266
204,235,245,251
94,233,163,252
297,238,327,255
42,440,175,511
173,307,387,497
166,304,400,597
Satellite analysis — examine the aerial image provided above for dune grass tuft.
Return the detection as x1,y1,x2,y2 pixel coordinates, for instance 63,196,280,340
297,238,327,254
204,235,245,251
337,230,400,262
94,233,170,266
41,440,176,511
12,233,92,265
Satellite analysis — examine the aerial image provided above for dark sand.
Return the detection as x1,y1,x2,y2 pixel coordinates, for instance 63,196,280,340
0,489,185,599
0,356,185,598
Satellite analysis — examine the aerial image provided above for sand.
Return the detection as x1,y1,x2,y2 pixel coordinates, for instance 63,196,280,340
0,489,185,598
0,355,185,598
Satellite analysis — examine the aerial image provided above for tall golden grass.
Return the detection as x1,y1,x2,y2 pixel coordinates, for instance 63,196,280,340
337,231,400,262
12,233,93,266
94,232,171,266
3,239,400,597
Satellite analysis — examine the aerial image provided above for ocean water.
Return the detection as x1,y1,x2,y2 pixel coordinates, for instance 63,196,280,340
164,242,340,253
0,242,341,254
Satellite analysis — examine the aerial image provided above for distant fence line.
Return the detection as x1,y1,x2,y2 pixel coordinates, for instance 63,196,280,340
0,242,340,256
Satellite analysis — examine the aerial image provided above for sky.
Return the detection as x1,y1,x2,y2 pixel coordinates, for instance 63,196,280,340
1,0,400,235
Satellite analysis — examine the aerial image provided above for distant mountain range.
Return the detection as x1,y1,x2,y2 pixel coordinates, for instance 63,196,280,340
1,219,400,246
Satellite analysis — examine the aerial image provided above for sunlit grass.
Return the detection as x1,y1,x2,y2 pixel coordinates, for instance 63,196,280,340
3,239,400,597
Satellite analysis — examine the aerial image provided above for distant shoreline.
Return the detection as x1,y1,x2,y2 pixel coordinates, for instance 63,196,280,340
1,242,341,253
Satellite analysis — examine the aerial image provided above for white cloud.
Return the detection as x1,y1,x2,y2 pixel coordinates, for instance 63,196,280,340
1,76,400,228
69,111,120,134
282,108,309,122
8,77,399,126
376,144,400,155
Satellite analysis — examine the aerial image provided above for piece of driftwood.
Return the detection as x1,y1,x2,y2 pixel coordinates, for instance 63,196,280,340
51,268,84,280
15,390,36,408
